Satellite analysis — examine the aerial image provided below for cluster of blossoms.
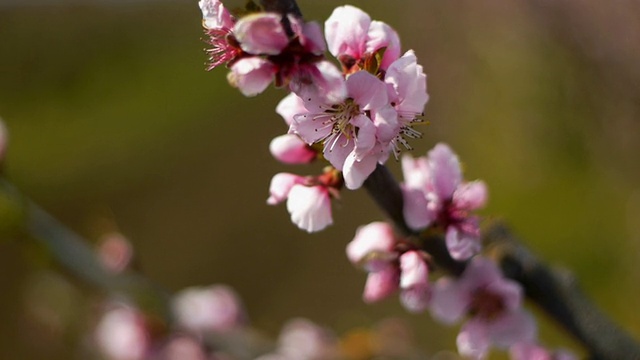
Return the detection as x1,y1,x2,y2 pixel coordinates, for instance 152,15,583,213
199,0,428,232
198,2,577,359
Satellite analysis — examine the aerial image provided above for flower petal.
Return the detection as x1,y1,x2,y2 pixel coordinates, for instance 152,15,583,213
342,151,378,190
428,143,462,200
366,21,401,70
325,5,371,58
267,173,304,205
363,266,399,303
286,185,333,233
457,318,491,359
453,180,488,211
347,70,388,111
227,57,276,97
429,277,469,325
269,134,316,164
347,222,396,269
445,224,481,261
234,13,289,55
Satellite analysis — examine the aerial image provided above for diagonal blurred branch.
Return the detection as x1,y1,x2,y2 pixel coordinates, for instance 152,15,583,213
0,177,173,322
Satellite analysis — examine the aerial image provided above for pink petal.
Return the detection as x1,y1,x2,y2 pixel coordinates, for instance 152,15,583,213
366,21,401,70
385,50,429,116
267,173,304,205
445,225,481,261
402,187,432,230
400,284,430,313
286,185,333,233
323,134,354,171
95,305,149,360
325,5,371,59
453,180,488,211
457,318,491,359
269,134,316,164
486,310,537,349
290,112,332,145
342,151,378,190
233,13,289,55
347,70,389,111
428,143,462,200
459,257,505,293
399,251,429,290
199,0,234,29
346,222,396,269
351,114,377,159
363,266,399,303
372,105,399,144
289,17,326,55
276,93,306,126
228,57,276,97
292,61,347,108
429,277,469,325
401,153,431,190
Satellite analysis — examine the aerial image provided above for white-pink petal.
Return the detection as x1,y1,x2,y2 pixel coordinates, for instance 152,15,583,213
95,305,149,360
402,187,432,230
457,318,491,360
228,57,276,97
325,5,371,59
347,70,389,111
445,226,481,261
342,152,378,190
276,92,307,126
233,13,289,55
429,143,463,200
267,173,304,205
429,276,470,325
485,310,537,349
453,180,488,211
385,50,428,116
286,185,333,233
199,0,234,30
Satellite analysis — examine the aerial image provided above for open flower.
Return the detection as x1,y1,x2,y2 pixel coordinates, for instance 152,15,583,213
430,257,536,359
172,285,246,333
290,70,397,189
199,0,238,70
402,143,488,260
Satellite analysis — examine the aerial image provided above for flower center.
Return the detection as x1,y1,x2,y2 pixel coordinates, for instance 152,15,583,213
469,288,505,321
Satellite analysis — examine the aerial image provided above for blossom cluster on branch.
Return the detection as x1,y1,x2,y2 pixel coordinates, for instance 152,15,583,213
195,1,580,358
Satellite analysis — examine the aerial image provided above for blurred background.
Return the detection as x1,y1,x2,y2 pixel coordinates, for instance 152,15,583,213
1,0,640,358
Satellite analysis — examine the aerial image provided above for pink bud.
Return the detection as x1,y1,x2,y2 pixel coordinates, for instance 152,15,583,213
363,266,399,303
269,134,316,164
97,233,133,274
346,222,396,272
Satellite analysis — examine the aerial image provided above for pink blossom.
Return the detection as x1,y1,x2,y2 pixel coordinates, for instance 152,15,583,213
384,50,428,157
269,134,316,164
227,57,277,97
172,285,245,333
401,143,488,260
277,93,308,126
159,336,209,360
509,342,577,360
430,258,536,359
286,184,333,233
233,13,290,55
398,251,430,313
289,17,326,56
324,5,400,72
290,70,397,189
346,221,397,272
95,304,149,360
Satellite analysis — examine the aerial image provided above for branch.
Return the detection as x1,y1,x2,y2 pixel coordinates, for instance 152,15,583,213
0,178,173,322
485,224,640,360
363,164,640,359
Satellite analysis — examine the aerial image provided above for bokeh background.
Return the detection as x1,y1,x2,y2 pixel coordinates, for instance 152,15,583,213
1,0,640,358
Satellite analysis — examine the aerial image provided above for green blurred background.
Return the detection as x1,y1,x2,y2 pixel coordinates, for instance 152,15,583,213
1,0,639,358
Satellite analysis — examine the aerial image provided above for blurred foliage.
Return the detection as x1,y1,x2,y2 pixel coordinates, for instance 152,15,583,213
0,0,639,358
